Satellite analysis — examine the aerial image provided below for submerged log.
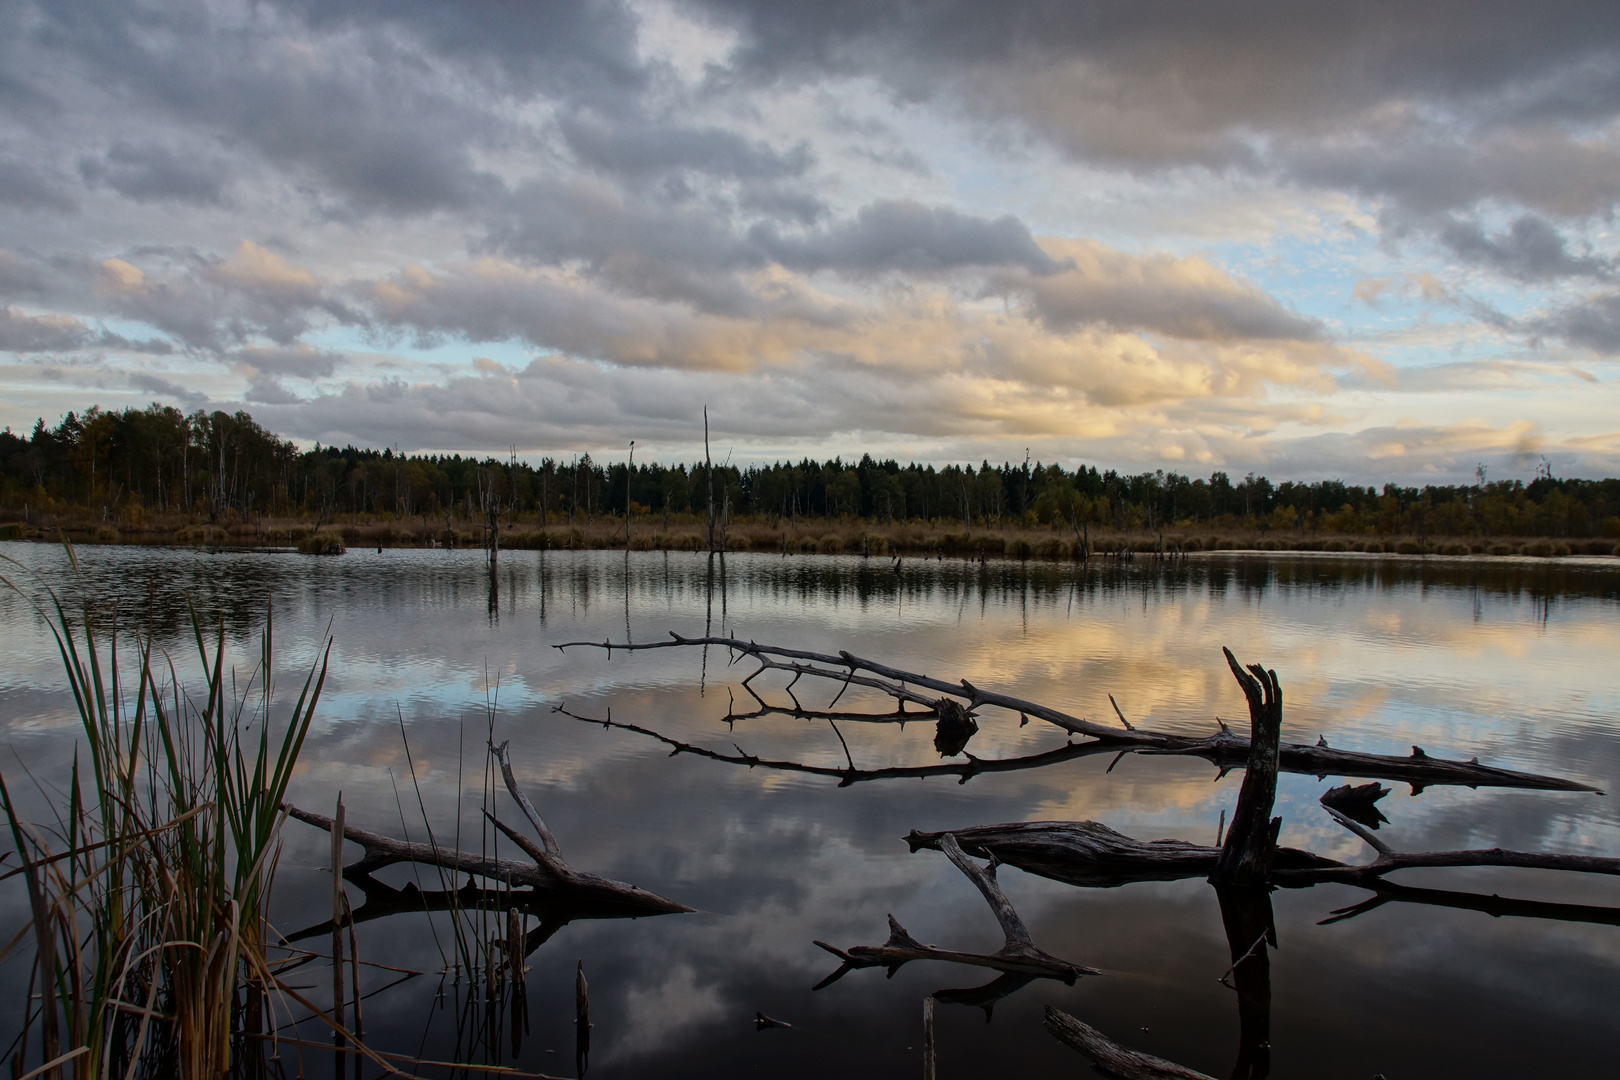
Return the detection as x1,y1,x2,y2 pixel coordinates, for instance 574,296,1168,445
285,742,692,917
907,813,1620,893
555,634,1601,793
813,834,1098,987
905,821,1340,888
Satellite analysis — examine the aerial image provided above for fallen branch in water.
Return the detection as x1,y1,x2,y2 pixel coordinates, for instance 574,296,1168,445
551,701,1122,786
1044,1006,1216,1080
285,742,692,917
1274,806,1620,885
812,834,1098,987
554,634,1600,793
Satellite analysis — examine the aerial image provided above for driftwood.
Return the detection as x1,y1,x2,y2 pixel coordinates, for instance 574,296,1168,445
1044,1006,1216,1080
813,834,1098,987
286,742,692,918
554,634,1600,793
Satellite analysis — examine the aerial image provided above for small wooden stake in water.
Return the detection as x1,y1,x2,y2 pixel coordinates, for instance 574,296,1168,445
576,959,592,1078
923,996,936,1080
332,794,346,1070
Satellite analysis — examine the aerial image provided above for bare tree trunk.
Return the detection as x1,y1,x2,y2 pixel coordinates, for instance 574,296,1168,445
704,407,715,551
1210,649,1281,886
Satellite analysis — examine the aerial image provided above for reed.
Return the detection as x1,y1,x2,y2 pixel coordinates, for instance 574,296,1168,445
0,545,329,1078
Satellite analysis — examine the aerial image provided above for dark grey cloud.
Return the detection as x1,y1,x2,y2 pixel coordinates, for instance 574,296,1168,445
0,153,76,211
244,375,301,405
560,113,813,182
78,142,230,206
22,0,510,217
1438,215,1613,283
127,370,204,405
695,1,1620,220
1531,292,1620,355
281,0,649,108
751,200,1061,276
0,251,49,296
0,305,170,354
0,307,92,352
232,343,342,379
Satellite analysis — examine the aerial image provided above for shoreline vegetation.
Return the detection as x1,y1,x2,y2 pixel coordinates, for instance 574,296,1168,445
3,510,1619,560
3,402,1620,558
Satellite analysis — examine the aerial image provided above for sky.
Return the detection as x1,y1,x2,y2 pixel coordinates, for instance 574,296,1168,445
2,0,1619,483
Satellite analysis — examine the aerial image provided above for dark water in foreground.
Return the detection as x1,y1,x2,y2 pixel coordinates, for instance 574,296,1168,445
2,542,1619,1077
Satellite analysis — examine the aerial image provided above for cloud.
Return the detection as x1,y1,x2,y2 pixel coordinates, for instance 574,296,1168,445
85,243,359,351
752,200,1061,275
1530,292,1620,355
0,308,93,352
3,0,1620,482
1438,214,1613,282
244,375,302,405
560,112,814,182
78,142,230,205
232,342,343,379
0,152,75,211
1003,239,1323,342
128,371,204,406
1354,278,1392,307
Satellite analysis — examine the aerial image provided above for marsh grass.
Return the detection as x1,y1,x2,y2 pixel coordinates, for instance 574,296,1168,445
0,544,330,1078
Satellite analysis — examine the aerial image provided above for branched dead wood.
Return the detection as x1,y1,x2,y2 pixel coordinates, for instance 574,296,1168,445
550,702,1120,786
1044,1006,1216,1080
812,834,1098,987
554,634,1600,793
285,742,692,916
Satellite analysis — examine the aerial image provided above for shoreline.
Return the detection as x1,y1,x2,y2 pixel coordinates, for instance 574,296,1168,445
3,516,1615,563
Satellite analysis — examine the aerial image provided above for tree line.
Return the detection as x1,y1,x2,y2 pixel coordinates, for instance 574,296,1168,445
4,403,1620,539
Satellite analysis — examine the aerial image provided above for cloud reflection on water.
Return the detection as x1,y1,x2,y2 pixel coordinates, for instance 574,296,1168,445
0,543,1617,1076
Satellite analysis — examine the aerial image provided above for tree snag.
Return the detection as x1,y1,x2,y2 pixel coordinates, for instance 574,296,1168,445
1210,648,1282,886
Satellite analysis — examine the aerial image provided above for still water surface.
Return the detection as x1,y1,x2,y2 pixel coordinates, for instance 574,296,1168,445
2,543,1619,1077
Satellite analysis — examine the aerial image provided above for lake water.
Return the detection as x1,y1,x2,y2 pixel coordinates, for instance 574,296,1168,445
2,542,1618,1077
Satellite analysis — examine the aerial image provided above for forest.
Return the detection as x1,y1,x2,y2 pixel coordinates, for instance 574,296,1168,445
4,403,1620,541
